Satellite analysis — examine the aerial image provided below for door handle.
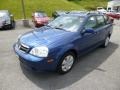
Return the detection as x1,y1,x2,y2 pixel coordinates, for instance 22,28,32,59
94,32,99,34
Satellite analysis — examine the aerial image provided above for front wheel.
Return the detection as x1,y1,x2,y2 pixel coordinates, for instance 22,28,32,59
57,52,76,74
6,20,15,29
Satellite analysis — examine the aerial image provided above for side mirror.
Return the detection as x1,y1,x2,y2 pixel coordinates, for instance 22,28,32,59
84,28,95,34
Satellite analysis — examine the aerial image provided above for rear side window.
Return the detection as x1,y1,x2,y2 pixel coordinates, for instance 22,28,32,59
96,15,105,27
104,15,108,22
85,16,97,29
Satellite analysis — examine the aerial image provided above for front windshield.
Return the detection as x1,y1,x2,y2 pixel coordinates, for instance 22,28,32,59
0,12,7,17
35,12,46,17
48,15,84,32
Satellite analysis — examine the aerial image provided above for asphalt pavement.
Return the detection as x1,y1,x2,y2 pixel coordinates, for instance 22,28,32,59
0,20,120,90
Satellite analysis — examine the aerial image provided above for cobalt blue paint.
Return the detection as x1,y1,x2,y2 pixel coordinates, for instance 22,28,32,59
13,13,113,72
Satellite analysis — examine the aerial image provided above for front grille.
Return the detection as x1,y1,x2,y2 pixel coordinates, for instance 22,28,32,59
18,43,30,53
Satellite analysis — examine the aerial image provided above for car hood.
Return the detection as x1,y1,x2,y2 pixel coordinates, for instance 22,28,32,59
19,26,76,47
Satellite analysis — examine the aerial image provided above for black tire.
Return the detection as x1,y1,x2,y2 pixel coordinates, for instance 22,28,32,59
8,24,13,29
6,20,15,30
2,21,15,30
57,52,76,74
101,35,110,48
10,20,15,29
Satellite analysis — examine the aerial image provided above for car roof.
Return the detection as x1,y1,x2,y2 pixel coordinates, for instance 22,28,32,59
0,10,9,17
63,11,104,17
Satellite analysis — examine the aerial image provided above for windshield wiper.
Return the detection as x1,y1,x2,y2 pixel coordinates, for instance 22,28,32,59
55,27,66,31
46,24,51,27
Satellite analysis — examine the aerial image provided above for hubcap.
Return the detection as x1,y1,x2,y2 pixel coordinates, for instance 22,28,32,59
105,37,110,46
62,55,74,72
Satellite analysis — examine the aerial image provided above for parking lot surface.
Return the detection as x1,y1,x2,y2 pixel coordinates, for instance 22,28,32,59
0,20,120,90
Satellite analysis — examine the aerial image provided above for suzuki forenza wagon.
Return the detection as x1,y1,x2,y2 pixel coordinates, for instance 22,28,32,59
14,12,113,74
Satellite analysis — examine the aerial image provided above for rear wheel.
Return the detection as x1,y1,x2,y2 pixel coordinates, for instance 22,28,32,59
9,20,15,29
57,52,76,74
102,36,110,48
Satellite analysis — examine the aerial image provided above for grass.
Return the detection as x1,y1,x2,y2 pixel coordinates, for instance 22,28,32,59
70,0,108,10
0,0,107,19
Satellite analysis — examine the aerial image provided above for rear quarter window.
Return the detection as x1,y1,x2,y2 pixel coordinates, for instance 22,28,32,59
103,15,108,22
103,15,112,24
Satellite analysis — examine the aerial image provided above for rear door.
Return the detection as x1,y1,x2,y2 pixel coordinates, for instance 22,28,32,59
96,15,113,42
103,15,113,36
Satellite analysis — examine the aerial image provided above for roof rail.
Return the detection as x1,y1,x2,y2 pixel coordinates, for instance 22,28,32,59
87,11,103,15
68,10,104,15
69,10,88,14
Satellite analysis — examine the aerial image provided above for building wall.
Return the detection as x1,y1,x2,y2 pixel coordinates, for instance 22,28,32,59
107,0,120,12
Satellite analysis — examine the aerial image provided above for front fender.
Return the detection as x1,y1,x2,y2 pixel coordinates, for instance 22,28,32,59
55,43,77,62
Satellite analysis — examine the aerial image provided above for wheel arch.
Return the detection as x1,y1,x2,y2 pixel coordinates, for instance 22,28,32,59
66,49,78,59
56,45,78,62
56,48,78,74
108,33,111,38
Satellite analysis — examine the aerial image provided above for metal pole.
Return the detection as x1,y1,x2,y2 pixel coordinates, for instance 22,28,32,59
21,0,26,19
21,0,29,27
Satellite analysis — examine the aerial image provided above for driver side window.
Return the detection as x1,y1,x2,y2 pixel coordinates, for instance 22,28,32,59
85,16,97,29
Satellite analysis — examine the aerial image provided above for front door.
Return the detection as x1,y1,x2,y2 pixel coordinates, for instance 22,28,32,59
76,16,100,55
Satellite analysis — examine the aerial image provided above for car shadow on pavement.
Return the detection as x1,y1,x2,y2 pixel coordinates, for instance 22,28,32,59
20,42,118,90
0,28,14,31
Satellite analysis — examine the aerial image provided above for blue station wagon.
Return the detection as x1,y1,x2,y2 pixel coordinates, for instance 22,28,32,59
13,12,113,74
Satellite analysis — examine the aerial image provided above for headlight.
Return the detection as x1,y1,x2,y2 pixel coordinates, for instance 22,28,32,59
30,46,49,57
5,19,10,24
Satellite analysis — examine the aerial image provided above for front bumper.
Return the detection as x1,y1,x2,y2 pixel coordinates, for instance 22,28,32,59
35,23,44,27
0,22,4,28
13,43,57,72
0,21,10,29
